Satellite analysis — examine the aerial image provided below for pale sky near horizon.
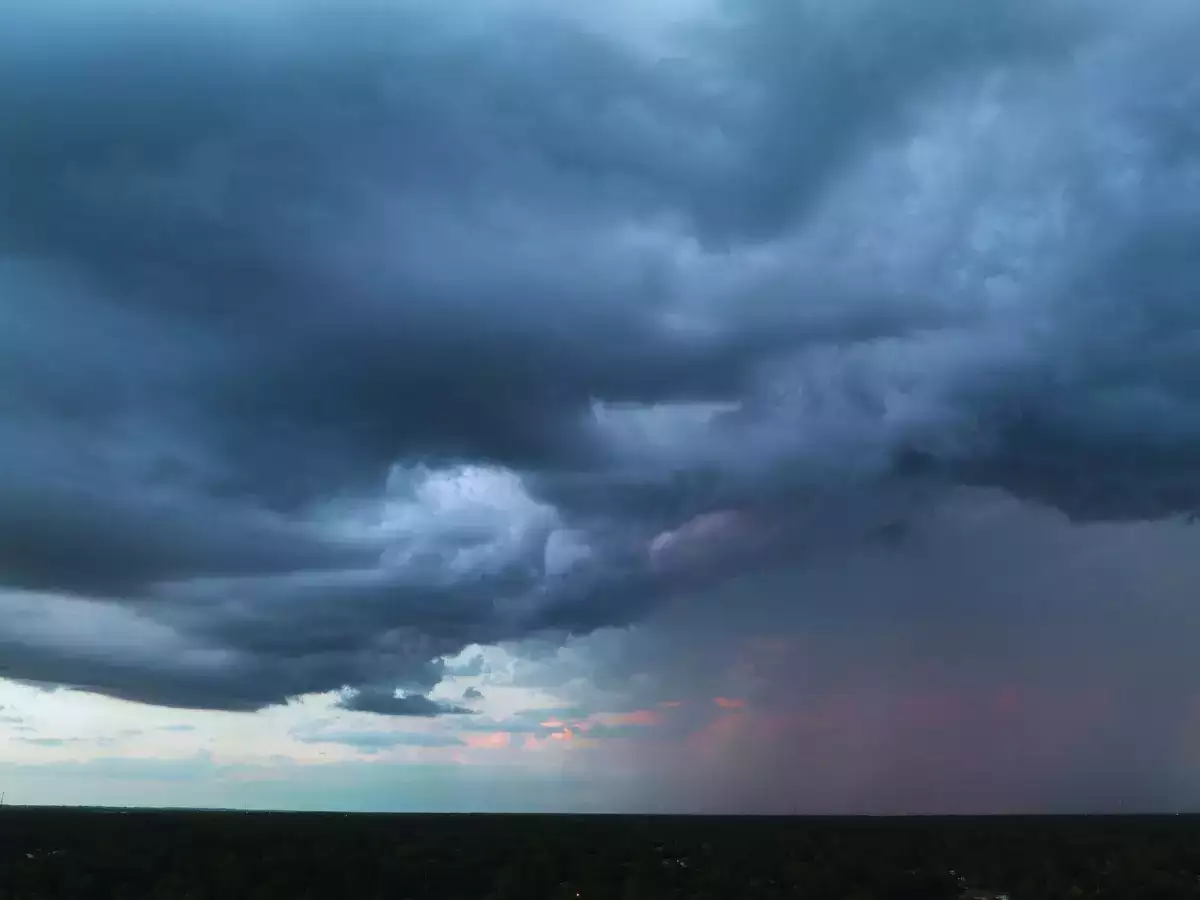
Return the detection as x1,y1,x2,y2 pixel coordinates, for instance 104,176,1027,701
6,0,1200,814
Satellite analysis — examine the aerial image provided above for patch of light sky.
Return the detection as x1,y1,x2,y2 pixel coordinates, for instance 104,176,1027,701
0,642,569,766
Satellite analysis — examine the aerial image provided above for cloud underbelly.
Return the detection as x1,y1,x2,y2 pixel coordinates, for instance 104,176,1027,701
2,0,1200,714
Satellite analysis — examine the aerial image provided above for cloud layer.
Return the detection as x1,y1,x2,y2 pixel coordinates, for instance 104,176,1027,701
4,0,1200,725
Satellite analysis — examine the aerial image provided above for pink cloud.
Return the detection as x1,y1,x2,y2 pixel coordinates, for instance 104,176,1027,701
526,726,576,749
462,732,510,750
713,696,745,709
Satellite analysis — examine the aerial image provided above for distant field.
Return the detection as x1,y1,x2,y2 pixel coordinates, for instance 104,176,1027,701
1,808,1199,899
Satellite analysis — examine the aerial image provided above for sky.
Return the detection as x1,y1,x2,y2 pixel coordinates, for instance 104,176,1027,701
3,0,1200,814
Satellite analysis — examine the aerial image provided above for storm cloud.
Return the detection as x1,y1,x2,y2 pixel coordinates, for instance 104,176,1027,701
4,0,1200,724
515,491,1200,813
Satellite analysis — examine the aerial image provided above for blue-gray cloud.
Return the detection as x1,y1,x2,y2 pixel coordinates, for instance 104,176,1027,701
335,687,471,718
2,0,1200,725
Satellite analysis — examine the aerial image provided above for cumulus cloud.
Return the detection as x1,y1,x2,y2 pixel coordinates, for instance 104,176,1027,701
3,0,1200,729
446,654,487,678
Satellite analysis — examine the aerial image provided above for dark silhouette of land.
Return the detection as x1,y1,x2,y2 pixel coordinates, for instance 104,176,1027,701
1,807,1198,898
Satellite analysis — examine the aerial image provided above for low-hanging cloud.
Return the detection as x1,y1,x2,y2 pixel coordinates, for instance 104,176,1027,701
3,0,1200,717
336,687,471,718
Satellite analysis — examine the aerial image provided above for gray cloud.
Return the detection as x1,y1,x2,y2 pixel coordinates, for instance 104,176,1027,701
335,687,471,718
3,0,1200,724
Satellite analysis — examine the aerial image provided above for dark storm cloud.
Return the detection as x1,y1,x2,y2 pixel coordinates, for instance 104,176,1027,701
4,0,1200,717
690,0,1093,241
335,688,471,718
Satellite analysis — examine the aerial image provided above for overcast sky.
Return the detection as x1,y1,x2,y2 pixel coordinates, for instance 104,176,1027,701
4,0,1200,814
